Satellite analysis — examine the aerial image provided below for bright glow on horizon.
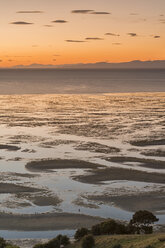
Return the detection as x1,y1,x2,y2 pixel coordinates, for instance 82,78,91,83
0,0,165,67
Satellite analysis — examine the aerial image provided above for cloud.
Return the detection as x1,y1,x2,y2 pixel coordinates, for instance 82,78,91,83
130,13,139,15
17,11,43,14
10,21,34,25
52,20,67,23
71,10,93,14
6,55,32,58
159,18,165,23
66,40,86,43
71,10,110,15
105,33,120,37
91,11,111,15
85,37,104,40
112,42,122,45
127,33,137,37
53,54,61,57
0,60,2,62
44,25,53,27
154,35,161,38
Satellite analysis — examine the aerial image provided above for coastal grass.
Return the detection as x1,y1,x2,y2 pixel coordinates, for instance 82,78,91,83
68,233,165,248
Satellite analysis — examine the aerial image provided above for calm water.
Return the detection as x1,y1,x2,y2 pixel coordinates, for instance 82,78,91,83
0,69,165,94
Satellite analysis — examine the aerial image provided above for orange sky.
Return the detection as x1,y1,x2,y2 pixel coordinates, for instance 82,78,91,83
0,0,165,67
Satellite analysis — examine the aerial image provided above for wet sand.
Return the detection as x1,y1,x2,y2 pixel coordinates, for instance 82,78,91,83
107,156,165,169
26,159,103,172
75,142,120,154
141,149,165,157
0,183,41,194
85,191,165,213
0,212,104,231
24,195,62,207
130,139,165,147
72,166,165,184
0,93,164,234
0,144,20,151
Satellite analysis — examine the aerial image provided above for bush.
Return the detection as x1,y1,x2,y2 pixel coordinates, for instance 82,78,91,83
100,220,117,235
0,238,7,248
91,220,131,236
91,224,101,236
81,235,95,248
33,244,45,248
126,223,137,234
74,228,90,241
56,235,70,246
115,223,127,234
112,244,122,248
33,235,70,248
45,238,60,248
5,246,20,248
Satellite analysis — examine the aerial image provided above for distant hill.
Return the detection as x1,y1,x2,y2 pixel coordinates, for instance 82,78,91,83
11,60,165,69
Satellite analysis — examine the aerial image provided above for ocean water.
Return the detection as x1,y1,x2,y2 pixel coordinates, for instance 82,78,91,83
0,69,165,94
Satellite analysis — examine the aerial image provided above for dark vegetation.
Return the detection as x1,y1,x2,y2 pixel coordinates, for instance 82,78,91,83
0,211,161,248
0,237,19,248
33,235,70,248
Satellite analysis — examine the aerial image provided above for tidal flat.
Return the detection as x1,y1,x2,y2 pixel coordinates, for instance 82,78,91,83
0,92,165,237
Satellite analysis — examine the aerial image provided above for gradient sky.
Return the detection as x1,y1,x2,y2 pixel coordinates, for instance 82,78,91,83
0,0,165,67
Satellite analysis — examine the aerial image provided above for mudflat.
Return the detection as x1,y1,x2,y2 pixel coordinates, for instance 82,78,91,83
0,212,104,231
0,183,41,194
72,166,165,184
26,159,103,172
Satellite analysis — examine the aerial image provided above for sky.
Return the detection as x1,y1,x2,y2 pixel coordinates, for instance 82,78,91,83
0,0,165,67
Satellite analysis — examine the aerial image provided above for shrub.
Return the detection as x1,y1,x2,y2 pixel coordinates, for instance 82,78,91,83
100,220,117,235
91,220,130,236
81,235,95,248
56,235,70,246
112,244,122,248
45,238,60,248
0,238,7,248
91,224,101,236
74,228,90,241
33,235,70,248
5,246,20,248
33,244,45,248
115,223,127,234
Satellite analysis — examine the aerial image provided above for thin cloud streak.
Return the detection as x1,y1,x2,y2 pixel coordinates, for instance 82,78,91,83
105,33,120,36
52,20,68,23
71,10,93,14
127,33,137,37
17,11,44,14
66,40,86,43
91,11,111,15
10,21,34,25
71,10,111,15
44,25,53,27
112,42,122,45
86,37,104,40
130,13,139,15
